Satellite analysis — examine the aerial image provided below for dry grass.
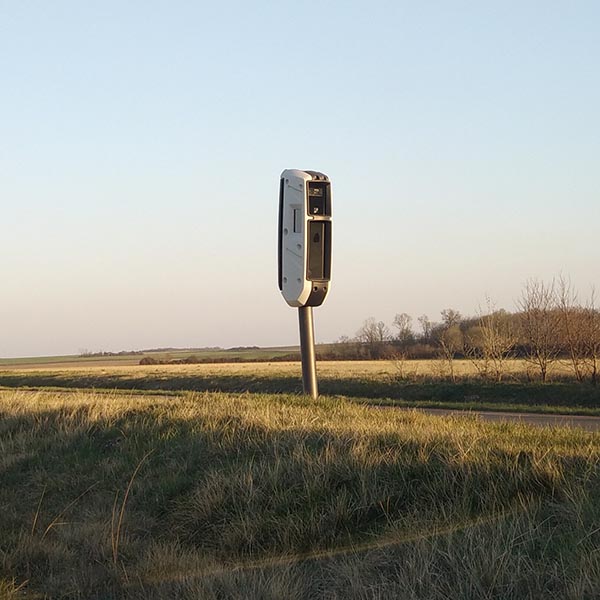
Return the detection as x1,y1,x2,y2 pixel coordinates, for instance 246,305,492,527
0,359,585,391
0,358,579,379
1,388,600,598
2,359,600,415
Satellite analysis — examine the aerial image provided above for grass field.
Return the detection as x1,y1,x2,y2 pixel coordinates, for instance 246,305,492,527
2,360,600,415
1,388,600,599
0,347,300,370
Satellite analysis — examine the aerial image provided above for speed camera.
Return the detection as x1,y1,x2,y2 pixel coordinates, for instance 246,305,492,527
278,169,332,308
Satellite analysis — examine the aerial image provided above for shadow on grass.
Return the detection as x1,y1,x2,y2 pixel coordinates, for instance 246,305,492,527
1,396,576,598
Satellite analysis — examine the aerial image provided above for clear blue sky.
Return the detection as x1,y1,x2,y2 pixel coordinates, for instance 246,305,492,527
1,1,599,357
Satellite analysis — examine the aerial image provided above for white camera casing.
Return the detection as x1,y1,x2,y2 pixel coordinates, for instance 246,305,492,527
278,169,332,308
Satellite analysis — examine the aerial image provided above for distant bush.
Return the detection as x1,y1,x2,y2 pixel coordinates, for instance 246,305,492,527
227,346,260,351
183,355,200,364
139,357,158,365
80,350,143,358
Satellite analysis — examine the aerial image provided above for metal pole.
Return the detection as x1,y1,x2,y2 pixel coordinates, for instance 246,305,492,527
298,306,318,399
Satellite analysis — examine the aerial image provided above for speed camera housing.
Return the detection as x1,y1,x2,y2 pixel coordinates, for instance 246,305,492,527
278,169,332,307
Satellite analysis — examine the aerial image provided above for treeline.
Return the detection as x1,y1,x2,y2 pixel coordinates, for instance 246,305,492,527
332,278,600,384
79,350,144,358
139,353,299,366
85,346,259,359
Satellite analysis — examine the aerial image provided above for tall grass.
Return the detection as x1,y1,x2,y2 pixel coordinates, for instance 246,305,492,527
1,389,599,598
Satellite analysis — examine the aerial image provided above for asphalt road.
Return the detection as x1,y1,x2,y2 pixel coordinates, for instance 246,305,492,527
419,408,600,432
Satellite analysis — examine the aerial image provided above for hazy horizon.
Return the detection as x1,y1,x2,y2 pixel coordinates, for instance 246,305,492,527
2,1,599,359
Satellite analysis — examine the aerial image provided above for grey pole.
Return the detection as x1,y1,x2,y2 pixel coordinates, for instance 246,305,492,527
298,306,318,399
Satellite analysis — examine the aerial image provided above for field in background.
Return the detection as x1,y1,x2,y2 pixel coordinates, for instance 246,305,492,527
0,351,586,378
0,347,301,369
1,360,600,415
1,388,600,599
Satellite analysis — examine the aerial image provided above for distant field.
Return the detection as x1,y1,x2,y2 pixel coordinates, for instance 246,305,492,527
0,347,301,369
0,351,583,377
1,388,599,599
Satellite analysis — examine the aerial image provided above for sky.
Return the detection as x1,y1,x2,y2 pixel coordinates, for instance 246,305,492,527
1,1,599,358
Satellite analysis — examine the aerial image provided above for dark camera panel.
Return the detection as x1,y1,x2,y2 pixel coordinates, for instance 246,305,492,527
307,221,331,281
308,221,325,280
307,181,331,216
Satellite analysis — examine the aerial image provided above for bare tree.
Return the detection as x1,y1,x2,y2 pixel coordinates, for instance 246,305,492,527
518,279,561,383
440,308,462,327
418,314,432,341
556,277,587,382
465,299,517,381
437,324,463,382
356,317,391,357
393,313,414,343
464,324,489,378
583,289,600,385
